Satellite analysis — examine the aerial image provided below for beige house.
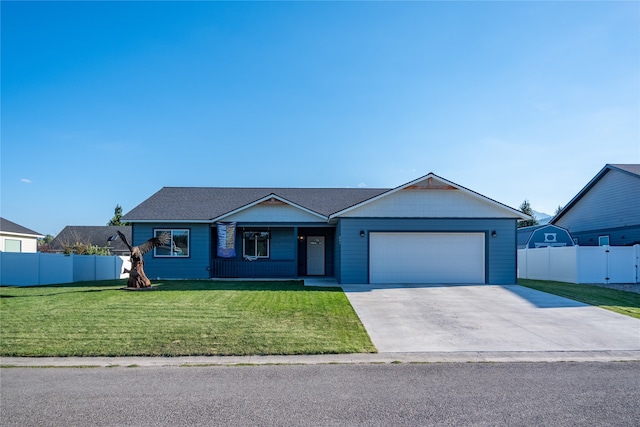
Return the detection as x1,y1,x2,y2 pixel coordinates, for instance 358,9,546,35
0,217,44,253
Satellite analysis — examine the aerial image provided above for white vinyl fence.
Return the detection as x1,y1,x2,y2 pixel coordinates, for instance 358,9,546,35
0,252,131,286
518,245,640,284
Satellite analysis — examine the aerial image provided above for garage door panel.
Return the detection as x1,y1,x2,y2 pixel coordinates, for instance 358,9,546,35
370,232,485,284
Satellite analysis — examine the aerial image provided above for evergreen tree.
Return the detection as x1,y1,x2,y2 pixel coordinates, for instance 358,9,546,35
108,204,130,226
517,199,539,228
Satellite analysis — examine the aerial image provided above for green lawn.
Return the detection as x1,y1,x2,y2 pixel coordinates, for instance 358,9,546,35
0,280,376,357
518,279,640,319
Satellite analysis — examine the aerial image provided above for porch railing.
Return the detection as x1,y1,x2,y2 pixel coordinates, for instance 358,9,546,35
211,259,297,278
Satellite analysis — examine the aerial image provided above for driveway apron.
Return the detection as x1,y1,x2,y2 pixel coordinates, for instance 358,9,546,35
342,284,640,353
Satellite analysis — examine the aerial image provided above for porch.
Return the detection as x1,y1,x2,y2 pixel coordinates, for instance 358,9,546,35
209,225,335,279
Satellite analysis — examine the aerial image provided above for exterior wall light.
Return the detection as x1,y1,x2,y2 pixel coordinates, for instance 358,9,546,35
360,230,365,237
491,230,497,238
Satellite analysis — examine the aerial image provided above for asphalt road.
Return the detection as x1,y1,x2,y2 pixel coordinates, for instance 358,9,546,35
2,363,639,426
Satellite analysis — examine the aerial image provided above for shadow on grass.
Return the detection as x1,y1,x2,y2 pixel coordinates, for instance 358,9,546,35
0,280,126,297
517,279,640,318
1,280,343,294
0,287,123,298
151,280,342,292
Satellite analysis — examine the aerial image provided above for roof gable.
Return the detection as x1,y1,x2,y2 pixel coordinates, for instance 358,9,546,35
330,174,529,219
214,194,328,223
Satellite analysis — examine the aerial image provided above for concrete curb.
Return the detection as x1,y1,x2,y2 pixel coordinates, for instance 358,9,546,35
3,350,640,368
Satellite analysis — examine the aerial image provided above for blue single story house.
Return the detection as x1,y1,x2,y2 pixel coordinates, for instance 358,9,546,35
122,173,529,284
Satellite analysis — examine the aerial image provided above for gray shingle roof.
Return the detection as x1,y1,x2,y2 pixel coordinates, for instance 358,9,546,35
50,226,132,252
0,217,43,236
122,187,390,221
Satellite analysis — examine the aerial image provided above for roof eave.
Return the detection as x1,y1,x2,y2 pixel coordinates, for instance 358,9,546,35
0,231,45,239
124,219,213,224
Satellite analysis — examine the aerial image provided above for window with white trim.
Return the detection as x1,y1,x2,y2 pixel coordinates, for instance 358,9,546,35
598,235,610,246
243,231,270,259
154,229,189,257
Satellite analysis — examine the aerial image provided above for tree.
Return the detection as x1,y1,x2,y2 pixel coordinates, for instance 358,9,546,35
517,199,539,228
37,234,55,252
554,205,564,216
38,234,54,244
108,204,130,226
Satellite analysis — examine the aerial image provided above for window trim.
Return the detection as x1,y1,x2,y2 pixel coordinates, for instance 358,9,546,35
598,235,610,246
242,231,270,259
153,229,190,258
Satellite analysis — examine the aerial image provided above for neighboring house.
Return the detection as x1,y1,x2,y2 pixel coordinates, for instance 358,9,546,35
550,164,640,246
0,217,44,253
122,173,529,285
517,224,575,249
49,226,132,256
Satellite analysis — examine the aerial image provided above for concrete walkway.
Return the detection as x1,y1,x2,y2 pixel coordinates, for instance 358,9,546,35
342,283,640,353
2,350,640,368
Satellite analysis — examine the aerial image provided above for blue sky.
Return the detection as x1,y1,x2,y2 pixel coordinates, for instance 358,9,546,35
2,1,638,236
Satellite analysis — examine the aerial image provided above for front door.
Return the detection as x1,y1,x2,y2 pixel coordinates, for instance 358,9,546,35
306,236,325,275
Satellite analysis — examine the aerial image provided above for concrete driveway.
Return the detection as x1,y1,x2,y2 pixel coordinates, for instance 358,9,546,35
342,284,640,353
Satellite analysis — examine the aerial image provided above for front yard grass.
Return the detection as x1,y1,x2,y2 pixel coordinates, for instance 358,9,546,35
518,279,640,319
0,280,376,357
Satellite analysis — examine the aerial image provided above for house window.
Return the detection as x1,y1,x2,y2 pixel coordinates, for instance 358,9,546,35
154,229,189,257
243,231,270,259
598,235,610,246
5,239,21,252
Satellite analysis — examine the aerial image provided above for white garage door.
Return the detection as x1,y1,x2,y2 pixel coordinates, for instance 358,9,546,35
369,232,485,284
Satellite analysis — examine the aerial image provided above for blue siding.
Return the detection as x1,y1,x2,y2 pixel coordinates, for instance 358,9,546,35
334,221,342,283
211,226,299,278
133,223,211,280
554,169,640,246
337,218,518,285
566,226,640,247
270,228,295,260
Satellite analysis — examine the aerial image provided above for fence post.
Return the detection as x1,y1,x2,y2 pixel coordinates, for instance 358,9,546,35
633,245,640,283
546,246,551,281
37,252,41,286
604,245,610,284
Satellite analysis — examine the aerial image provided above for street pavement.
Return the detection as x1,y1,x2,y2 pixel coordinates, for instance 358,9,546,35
2,362,639,426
